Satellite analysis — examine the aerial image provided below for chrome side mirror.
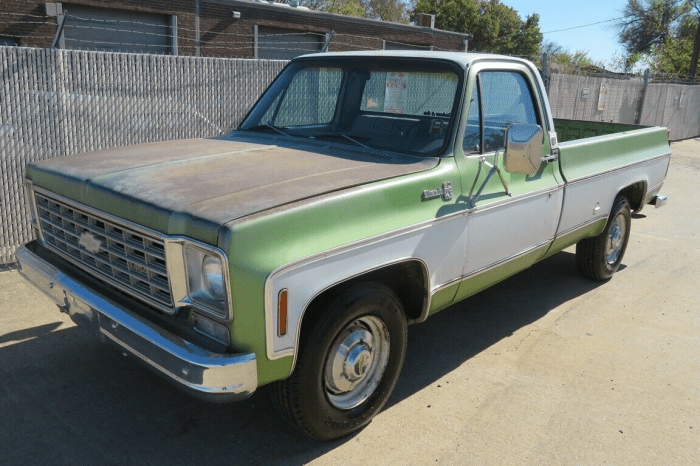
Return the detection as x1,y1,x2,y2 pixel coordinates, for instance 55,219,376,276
503,124,544,175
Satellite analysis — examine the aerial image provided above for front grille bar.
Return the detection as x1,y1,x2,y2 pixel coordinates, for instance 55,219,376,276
34,191,174,311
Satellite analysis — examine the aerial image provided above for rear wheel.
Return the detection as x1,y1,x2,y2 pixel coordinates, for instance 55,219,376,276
576,196,631,281
270,283,407,441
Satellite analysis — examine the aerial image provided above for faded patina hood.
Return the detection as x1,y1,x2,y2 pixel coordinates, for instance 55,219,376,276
26,135,438,245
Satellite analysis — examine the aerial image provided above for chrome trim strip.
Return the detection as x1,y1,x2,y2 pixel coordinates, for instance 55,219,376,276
558,126,665,150
32,186,169,241
34,191,175,314
262,187,562,293
16,245,256,402
429,276,462,296
165,237,234,323
556,215,609,238
430,238,553,296
466,185,562,214
263,184,562,361
300,257,430,359
565,152,671,185
265,222,440,290
267,257,431,362
23,180,42,238
31,186,233,322
647,181,665,193
269,185,560,281
643,181,665,211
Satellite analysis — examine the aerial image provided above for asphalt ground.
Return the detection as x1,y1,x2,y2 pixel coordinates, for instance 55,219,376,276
1,139,698,465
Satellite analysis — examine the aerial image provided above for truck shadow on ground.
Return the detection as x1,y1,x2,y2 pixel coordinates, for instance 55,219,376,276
389,250,612,409
0,250,610,466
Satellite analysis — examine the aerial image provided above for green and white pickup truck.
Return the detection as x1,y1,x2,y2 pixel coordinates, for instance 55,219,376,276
17,51,670,440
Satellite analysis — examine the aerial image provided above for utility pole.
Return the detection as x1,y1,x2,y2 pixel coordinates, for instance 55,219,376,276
542,52,551,92
689,14,700,78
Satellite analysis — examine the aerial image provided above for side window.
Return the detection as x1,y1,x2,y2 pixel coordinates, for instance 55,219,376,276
465,71,539,153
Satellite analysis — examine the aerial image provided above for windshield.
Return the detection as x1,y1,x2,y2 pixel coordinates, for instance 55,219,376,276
238,58,463,156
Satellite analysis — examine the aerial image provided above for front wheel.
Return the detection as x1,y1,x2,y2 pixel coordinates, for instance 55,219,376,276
576,196,632,281
270,283,407,441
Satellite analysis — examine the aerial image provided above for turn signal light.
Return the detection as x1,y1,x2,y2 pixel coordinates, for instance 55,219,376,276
278,289,288,336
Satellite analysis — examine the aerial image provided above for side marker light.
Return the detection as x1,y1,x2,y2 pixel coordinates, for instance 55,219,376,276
278,289,288,337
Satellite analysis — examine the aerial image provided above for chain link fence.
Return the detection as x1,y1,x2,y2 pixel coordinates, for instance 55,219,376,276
2,45,700,265
0,45,286,264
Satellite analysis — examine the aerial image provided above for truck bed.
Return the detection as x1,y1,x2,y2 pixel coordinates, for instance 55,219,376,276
553,118,671,247
554,119,645,143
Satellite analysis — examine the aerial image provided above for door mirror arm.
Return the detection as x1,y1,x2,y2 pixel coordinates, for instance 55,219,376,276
470,151,512,208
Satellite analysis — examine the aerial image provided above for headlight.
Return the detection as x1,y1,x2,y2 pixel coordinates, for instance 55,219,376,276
202,254,225,301
182,244,230,320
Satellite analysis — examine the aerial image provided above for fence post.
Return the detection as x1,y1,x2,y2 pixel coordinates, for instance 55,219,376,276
542,52,550,93
635,68,650,125
170,15,178,56
253,25,258,59
321,31,335,53
195,0,200,57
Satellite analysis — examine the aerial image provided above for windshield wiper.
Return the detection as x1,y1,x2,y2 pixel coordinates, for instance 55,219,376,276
244,124,290,137
310,133,371,149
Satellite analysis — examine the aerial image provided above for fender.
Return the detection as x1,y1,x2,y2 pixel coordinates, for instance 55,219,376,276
556,152,670,238
262,210,470,368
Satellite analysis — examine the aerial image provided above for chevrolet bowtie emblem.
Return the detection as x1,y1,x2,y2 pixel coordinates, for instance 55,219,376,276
422,182,453,202
78,231,102,254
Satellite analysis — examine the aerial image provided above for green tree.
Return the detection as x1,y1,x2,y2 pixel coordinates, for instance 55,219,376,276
412,0,542,60
657,15,699,75
616,0,688,54
615,0,700,77
306,0,409,22
411,0,479,33
366,0,408,21
327,0,366,17
540,42,601,74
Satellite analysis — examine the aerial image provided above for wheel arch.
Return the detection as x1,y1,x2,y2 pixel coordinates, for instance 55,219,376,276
291,258,429,371
617,180,647,213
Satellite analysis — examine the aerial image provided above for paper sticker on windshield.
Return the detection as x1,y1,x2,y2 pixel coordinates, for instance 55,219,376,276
385,72,407,114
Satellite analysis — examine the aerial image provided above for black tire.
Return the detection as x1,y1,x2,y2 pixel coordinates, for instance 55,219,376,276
270,283,407,441
576,196,632,281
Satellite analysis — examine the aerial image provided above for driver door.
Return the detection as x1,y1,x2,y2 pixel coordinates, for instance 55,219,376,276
453,65,564,301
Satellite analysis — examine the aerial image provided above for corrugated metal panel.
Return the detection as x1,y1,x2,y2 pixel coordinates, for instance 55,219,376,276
62,5,171,54
257,26,322,60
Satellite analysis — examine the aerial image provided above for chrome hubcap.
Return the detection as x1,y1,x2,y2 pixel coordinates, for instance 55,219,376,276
324,316,390,410
606,213,626,265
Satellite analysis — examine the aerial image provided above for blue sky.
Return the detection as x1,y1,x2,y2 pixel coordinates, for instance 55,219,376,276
503,0,628,66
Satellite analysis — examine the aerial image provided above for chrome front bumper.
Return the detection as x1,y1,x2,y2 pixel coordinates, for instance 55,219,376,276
16,244,257,402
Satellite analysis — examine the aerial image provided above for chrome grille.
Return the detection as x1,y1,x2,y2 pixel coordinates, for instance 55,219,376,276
34,192,173,310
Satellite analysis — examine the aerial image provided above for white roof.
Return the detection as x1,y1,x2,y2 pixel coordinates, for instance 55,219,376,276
299,50,534,69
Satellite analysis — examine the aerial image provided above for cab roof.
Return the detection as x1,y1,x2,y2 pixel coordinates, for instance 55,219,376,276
296,50,535,69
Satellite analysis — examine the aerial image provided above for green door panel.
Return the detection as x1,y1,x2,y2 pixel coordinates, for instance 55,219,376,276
447,244,549,307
